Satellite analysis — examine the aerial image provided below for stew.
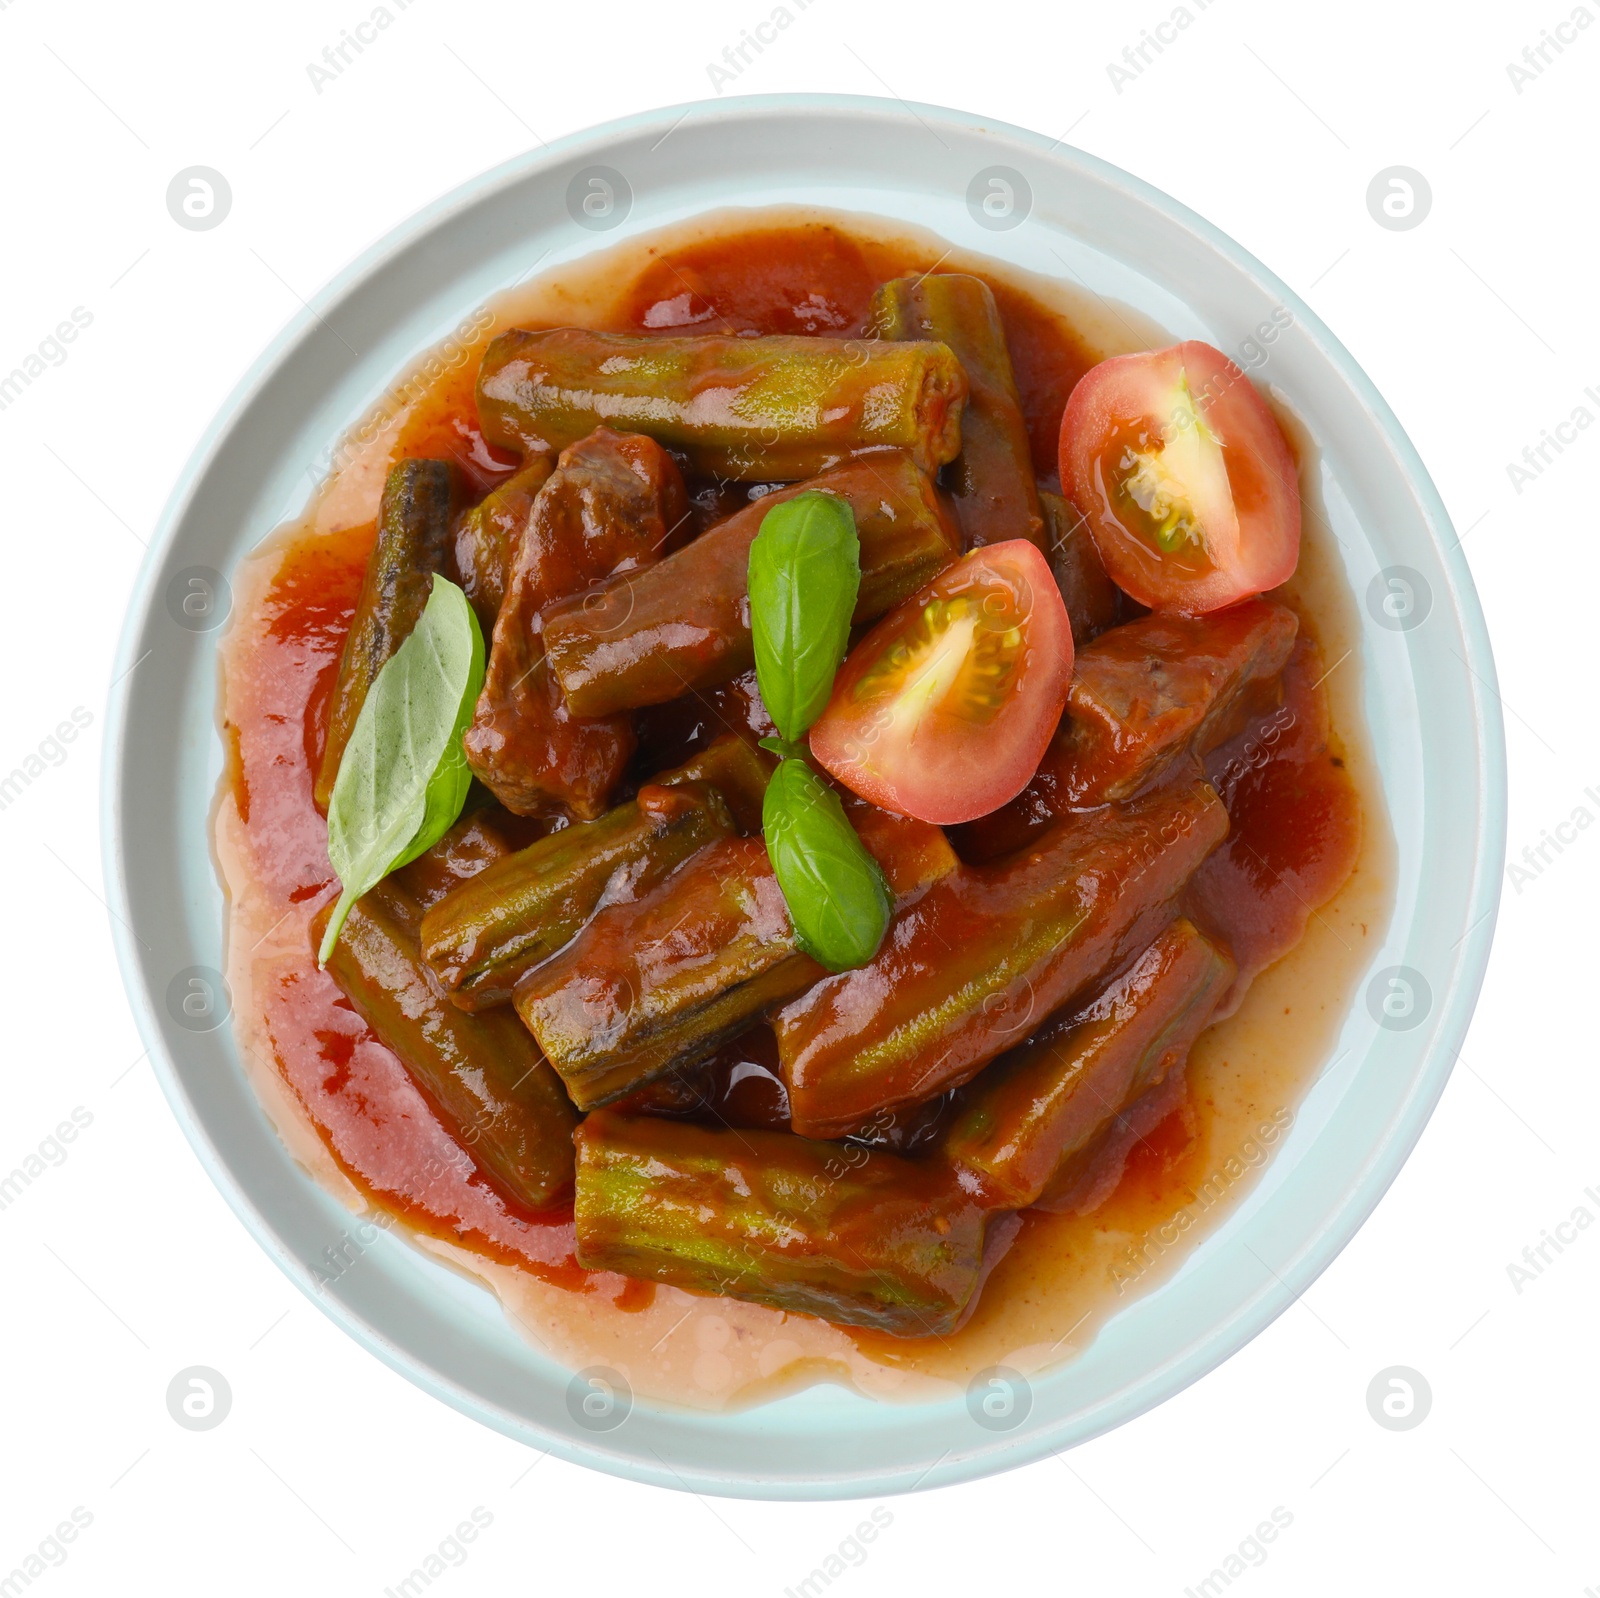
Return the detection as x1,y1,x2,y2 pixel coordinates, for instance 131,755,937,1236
218,215,1370,1380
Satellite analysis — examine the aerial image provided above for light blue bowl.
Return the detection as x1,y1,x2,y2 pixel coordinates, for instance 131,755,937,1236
102,94,1505,1499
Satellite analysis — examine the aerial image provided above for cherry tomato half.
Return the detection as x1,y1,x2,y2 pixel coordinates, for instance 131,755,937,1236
1059,340,1300,614
808,541,1073,826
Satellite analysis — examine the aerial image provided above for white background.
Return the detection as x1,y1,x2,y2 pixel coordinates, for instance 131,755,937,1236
0,0,1593,1592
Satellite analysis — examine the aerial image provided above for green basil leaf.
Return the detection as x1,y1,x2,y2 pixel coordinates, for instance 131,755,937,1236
763,757,890,972
747,490,861,744
757,734,807,763
318,576,485,965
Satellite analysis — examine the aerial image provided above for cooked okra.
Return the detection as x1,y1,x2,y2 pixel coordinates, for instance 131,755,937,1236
321,881,578,1209
870,273,1043,550
315,458,458,810
477,328,968,480
574,1112,991,1336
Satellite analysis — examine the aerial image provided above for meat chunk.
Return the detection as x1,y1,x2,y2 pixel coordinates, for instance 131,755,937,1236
462,427,688,818
1050,601,1299,806
959,601,1296,861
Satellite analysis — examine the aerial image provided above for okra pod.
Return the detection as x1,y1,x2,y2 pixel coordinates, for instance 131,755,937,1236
778,779,1230,1139
419,736,770,1010
1040,488,1121,645
420,781,736,1011
314,458,458,810
870,274,1043,549
573,1112,992,1336
944,919,1234,1208
319,881,578,1209
453,456,554,632
541,453,960,718
653,732,775,836
463,428,688,819
516,805,958,1110
515,834,818,1110
477,328,968,480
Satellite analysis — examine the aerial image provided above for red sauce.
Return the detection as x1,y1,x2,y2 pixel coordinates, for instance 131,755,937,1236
620,220,1097,480
1037,639,1362,1199
222,220,1363,1315
393,362,519,498
1190,637,1362,998
227,526,604,1291
625,221,881,336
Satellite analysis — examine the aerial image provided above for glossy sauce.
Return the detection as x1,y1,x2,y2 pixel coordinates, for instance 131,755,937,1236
216,209,1393,1406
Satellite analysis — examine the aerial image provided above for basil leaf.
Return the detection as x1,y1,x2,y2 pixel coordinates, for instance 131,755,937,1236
748,491,861,744
763,758,890,972
318,576,485,965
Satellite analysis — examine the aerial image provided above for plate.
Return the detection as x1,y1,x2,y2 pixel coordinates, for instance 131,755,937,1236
103,94,1505,1499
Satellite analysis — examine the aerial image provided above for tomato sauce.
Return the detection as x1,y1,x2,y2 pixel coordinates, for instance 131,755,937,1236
224,519,615,1290
217,211,1389,1401
617,220,1097,479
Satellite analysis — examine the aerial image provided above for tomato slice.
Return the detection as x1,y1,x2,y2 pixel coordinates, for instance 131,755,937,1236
809,541,1073,826
1059,340,1300,614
